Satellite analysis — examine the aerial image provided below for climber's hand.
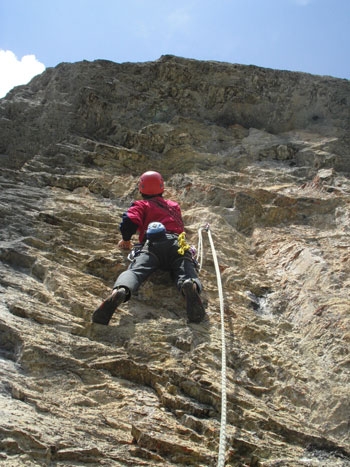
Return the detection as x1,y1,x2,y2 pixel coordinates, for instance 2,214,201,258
118,240,132,250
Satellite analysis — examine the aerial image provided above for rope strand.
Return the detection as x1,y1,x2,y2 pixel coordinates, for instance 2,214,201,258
198,225,227,467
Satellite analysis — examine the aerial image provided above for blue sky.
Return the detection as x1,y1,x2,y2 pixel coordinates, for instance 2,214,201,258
0,0,349,97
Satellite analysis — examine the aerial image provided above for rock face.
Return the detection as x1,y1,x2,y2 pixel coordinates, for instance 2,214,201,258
0,55,349,466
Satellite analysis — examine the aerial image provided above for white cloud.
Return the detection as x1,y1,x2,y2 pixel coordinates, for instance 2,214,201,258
0,50,46,98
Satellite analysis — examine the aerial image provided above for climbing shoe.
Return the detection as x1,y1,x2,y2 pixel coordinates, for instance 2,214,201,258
181,279,205,323
92,288,126,325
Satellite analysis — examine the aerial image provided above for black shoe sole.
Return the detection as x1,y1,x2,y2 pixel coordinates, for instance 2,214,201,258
92,290,126,325
182,281,205,323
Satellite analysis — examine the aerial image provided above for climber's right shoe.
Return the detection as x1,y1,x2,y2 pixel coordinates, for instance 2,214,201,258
92,288,126,325
181,279,205,323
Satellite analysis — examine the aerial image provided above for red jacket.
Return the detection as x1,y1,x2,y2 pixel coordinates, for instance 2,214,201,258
120,196,184,243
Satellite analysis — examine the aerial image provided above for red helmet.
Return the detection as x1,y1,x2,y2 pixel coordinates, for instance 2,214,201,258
138,171,164,195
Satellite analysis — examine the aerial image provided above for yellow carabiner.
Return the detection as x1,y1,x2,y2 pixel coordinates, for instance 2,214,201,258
177,232,190,255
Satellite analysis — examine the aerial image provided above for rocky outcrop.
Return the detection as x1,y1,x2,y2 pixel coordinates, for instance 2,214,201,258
0,56,349,466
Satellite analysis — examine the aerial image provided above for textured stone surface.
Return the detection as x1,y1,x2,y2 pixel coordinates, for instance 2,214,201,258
0,56,349,466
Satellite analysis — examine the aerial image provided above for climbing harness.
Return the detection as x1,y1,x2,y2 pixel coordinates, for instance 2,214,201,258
197,224,227,467
127,244,143,262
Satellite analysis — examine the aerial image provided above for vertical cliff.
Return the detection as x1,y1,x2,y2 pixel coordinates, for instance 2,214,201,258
0,56,349,466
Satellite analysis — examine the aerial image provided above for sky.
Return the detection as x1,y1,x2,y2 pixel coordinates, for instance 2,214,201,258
0,0,349,98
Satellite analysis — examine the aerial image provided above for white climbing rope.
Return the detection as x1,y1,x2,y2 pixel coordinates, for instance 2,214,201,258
197,224,204,271
197,225,227,467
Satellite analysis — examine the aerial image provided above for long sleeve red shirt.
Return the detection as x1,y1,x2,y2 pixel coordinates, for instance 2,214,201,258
120,196,184,243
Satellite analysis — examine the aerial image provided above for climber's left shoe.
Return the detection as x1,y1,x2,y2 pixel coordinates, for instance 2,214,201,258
92,288,126,325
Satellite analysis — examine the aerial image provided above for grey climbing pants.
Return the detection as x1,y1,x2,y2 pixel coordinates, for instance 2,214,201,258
113,234,201,299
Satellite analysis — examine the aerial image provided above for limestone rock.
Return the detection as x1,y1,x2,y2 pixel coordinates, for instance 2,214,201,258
0,56,349,466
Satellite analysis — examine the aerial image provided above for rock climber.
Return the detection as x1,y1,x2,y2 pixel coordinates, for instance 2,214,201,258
92,170,205,325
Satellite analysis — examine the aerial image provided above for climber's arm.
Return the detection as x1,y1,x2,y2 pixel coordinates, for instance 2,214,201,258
120,212,138,240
